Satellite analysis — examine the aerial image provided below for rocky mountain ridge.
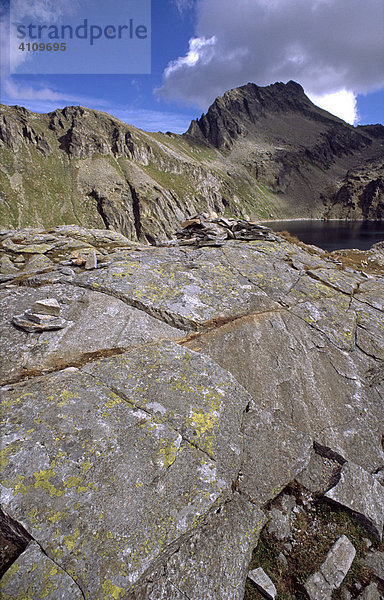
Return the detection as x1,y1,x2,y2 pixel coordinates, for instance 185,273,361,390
0,223,383,599
1,81,383,239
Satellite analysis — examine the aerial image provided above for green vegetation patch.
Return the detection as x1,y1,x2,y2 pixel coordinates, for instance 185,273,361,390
244,484,382,600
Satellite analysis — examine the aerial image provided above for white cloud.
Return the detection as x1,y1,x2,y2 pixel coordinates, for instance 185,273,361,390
1,78,192,133
308,90,358,125
159,0,384,116
173,0,195,15
165,36,217,72
3,78,89,105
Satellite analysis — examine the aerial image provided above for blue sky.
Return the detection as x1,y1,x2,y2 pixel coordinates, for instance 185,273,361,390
1,0,383,133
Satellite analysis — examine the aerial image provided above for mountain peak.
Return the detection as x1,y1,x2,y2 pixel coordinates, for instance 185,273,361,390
185,80,341,148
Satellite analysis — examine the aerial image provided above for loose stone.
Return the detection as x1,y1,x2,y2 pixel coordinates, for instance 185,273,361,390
248,567,277,599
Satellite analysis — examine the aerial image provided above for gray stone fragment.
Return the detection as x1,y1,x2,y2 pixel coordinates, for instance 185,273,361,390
305,571,333,600
342,588,352,600
85,249,97,269
363,551,384,584
325,462,384,540
320,535,356,588
12,313,68,332
357,582,382,600
0,541,83,599
59,266,76,276
248,567,277,599
31,298,61,316
296,451,341,494
277,553,288,569
268,508,291,540
20,254,53,273
305,535,356,600
0,255,19,274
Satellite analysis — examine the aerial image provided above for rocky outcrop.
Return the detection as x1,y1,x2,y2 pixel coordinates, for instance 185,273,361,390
1,82,383,234
0,226,383,599
323,159,384,220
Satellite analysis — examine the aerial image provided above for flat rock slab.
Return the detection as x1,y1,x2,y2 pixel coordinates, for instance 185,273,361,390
289,295,356,351
0,284,183,383
352,300,384,361
325,462,384,540
1,343,250,598
0,541,83,600
75,245,279,330
185,310,383,473
130,495,267,600
305,535,356,600
355,279,384,312
222,242,301,303
83,341,249,475
306,267,363,296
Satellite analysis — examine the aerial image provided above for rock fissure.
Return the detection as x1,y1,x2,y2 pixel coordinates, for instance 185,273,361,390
287,306,356,353
0,509,86,600
82,369,217,463
168,579,192,599
37,541,87,600
1,346,128,386
69,279,195,332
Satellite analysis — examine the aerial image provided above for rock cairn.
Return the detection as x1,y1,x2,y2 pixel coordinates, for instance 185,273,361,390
12,298,68,333
174,212,276,246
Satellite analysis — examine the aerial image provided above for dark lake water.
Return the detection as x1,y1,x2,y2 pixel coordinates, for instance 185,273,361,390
260,220,384,251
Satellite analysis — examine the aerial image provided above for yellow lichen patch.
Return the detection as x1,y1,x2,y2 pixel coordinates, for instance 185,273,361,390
14,474,30,496
102,579,124,600
63,528,79,551
26,507,42,531
33,463,64,497
186,409,218,455
0,442,21,470
57,389,80,407
48,510,64,524
101,392,123,418
64,475,83,489
0,561,19,589
158,441,178,469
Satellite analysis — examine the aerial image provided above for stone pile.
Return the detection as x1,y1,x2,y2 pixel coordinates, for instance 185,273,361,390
12,298,68,333
174,212,276,246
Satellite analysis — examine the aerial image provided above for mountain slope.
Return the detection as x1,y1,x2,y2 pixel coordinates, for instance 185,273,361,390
1,81,383,240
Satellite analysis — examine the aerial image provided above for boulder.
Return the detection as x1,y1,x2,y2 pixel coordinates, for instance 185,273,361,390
325,462,384,540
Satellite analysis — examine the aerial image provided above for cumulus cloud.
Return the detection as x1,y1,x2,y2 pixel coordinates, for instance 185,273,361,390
159,0,384,123
308,90,358,125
